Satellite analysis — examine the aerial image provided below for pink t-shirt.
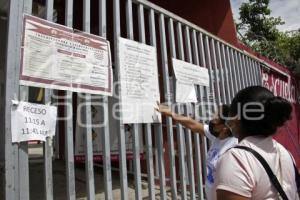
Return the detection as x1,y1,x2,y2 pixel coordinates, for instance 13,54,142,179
215,136,299,200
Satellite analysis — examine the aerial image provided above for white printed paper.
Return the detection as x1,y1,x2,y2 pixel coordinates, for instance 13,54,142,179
172,58,209,103
118,37,161,124
11,101,57,143
20,14,113,95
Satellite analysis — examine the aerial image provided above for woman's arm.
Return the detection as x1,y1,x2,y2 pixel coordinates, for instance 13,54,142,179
156,103,205,135
217,190,249,200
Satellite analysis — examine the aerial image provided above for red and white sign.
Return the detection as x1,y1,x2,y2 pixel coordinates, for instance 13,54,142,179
20,15,112,95
262,70,298,104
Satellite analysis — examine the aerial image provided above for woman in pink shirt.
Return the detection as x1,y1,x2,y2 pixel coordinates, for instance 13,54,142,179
216,86,299,200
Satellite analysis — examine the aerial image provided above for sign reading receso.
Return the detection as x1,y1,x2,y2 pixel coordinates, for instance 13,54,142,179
172,58,210,103
20,15,112,95
11,101,57,143
118,37,161,124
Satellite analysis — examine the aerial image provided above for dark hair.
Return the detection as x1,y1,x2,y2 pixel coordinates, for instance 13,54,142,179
230,86,292,137
219,104,230,123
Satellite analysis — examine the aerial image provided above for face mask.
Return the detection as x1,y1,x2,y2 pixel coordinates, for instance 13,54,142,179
225,120,235,137
209,120,219,136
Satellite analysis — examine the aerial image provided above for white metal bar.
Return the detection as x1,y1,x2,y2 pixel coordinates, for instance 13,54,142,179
82,1,96,199
146,8,157,200
240,53,249,88
183,26,196,200
114,0,129,199
250,58,258,85
215,41,227,105
64,1,76,199
210,39,221,105
256,61,263,85
247,57,254,86
243,54,251,87
156,13,168,200
249,59,257,85
99,1,113,199
44,1,54,199
18,1,32,200
235,53,245,89
125,2,142,199
230,49,242,93
191,30,205,200
166,17,178,200
198,33,208,178
176,22,188,199
221,44,233,103
229,48,239,95
4,2,23,196
204,36,217,113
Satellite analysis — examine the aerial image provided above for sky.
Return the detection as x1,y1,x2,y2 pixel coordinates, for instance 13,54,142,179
230,0,300,32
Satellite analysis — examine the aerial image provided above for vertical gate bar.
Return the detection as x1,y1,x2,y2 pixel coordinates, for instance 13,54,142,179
249,59,256,85
99,1,113,199
183,25,196,200
4,1,25,199
176,22,187,200
243,54,251,87
249,59,257,85
114,0,129,199
132,124,142,200
246,56,253,86
18,1,32,200
154,124,167,200
240,54,250,87
44,1,54,199
244,55,251,87
64,1,76,199
165,17,178,200
144,125,155,200
233,51,243,91
220,44,232,103
256,61,263,85
82,1,96,199
229,48,239,95
215,41,227,105
254,61,261,85
204,36,217,113
198,33,209,178
247,56,255,85
226,47,236,97
253,59,259,85
237,53,246,89
146,8,158,200
157,13,170,200
191,30,204,200
124,2,142,199
230,48,242,93
210,39,221,105
126,0,134,38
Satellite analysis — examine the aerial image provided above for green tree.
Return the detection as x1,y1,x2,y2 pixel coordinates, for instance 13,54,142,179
237,0,300,75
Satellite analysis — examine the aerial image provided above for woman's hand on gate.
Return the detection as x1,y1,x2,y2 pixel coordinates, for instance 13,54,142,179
155,102,173,117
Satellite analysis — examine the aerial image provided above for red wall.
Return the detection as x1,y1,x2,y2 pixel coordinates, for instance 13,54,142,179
149,0,238,44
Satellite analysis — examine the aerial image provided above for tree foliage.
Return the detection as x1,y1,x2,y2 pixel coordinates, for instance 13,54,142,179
237,0,300,75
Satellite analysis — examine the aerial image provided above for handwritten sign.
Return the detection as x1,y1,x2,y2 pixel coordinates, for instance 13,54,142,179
172,58,209,103
11,101,57,143
118,37,161,123
20,14,112,95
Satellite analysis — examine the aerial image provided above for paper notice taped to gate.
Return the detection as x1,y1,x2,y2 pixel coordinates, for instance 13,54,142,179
11,101,57,143
20,14,113,95
118,37,161,124
172,58,209,103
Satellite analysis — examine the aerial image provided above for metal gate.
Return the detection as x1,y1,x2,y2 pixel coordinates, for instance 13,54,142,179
1,0,263,199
